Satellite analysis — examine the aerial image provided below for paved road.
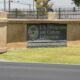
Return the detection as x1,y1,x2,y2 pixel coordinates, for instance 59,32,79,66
0,62,80,80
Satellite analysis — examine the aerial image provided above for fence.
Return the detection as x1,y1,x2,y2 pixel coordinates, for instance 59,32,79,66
8,10,48,19
54,8,80,19
7,7,80,19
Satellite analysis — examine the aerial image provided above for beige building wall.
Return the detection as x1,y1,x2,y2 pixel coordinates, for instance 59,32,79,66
7,23,27,49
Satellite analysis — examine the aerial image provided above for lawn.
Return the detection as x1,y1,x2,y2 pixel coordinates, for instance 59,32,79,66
0,47,80,64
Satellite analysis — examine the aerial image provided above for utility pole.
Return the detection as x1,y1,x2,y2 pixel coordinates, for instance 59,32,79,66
33,0,34,10
4,0,6,11
9,0,11,12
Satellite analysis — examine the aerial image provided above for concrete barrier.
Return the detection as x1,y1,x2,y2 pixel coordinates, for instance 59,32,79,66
0,11,7,19
48,12,58,20
0,11,7,53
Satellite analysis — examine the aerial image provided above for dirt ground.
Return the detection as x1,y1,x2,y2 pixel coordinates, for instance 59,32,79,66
68,40,80,47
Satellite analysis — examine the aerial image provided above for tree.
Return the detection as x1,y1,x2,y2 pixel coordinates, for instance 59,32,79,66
72,0,80,6
34,0,53,15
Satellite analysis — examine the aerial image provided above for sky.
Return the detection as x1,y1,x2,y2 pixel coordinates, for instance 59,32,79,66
0,0,75,10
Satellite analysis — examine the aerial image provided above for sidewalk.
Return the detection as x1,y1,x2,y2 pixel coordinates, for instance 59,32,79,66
0,59,9,62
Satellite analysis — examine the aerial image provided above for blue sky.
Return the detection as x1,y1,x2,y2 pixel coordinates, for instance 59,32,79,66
0,0,75,10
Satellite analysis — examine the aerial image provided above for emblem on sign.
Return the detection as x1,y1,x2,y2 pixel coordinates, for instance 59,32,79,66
28,25,39,40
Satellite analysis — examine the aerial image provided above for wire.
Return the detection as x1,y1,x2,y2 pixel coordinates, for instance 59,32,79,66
12,1,31,5
10,0,31,5
0,0,31,5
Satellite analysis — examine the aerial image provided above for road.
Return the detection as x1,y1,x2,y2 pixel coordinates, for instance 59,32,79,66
0,62,80,80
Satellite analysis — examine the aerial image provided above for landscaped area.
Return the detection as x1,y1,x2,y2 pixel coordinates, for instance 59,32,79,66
0,47,80,64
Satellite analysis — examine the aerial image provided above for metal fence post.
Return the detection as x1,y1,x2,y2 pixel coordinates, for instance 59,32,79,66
37,10,39,19
15,9,18,18
73,7,76,12
59,8,61,19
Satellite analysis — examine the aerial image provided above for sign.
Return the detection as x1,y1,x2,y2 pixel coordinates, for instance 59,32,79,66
27,24,67,47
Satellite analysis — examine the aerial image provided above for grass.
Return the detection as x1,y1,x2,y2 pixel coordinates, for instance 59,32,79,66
0,47,80,64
